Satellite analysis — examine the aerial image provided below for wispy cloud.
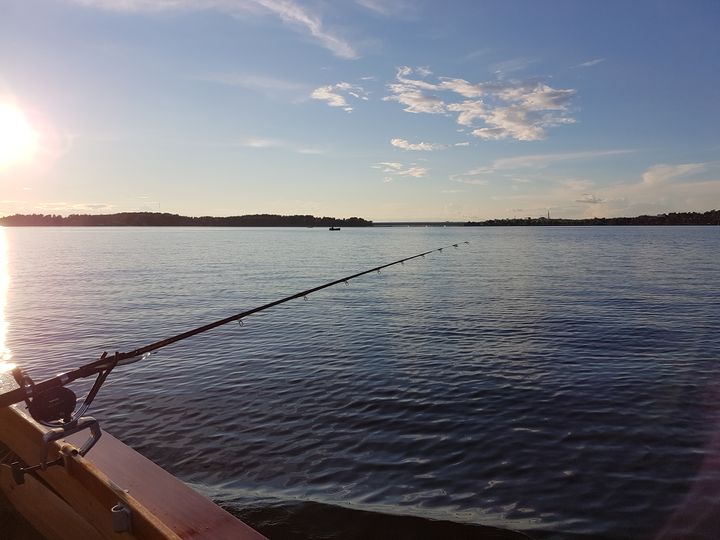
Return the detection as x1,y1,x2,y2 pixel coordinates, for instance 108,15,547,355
257,0,357,59
383,66,577,141
242,137,282,148
576,194,604,204
26,201,118,214
69,0,358,59
390,138,446,151
493,57,538,77
488,149,633,171
311,82,368,112
641,163,707,185
454,177,489,186
373,161,428,180
563,178,595,191
460,48,492,63
574,162,719,218
236,136,324,154
195,73,309,101
356,0,416,18
572,58,606,68
452,149,631,184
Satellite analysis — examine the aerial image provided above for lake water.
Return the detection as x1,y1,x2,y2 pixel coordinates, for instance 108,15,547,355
2,226,720,539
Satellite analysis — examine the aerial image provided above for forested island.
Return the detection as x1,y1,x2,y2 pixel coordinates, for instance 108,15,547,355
466,210,720,226
0,212,372,227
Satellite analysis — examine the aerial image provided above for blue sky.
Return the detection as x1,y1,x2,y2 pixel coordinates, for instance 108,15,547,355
0,0,718,221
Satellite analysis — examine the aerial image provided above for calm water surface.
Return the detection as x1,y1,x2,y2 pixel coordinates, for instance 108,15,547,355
2,226,720,539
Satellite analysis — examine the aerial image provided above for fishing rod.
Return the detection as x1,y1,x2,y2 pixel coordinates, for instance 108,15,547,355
0,241,469,420
2,241,468,478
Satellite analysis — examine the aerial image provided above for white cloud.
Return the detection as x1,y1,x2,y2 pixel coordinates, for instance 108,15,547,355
374,162,403,171
498,83,575,111
69,0,358,59
454,141,470,147
390,138,446,151
398,166,427,178
312,86,351,111
447,100,487,126
382,84,446,114
439,78,497,98
311,82,367,112
384,67,577,141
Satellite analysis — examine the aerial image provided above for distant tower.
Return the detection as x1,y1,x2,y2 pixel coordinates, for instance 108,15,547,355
547,209,550,219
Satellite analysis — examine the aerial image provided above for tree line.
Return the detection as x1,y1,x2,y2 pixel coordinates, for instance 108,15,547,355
466,210,720,226
0,212,373,227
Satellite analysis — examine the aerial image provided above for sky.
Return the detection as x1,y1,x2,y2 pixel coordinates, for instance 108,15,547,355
0,0,718,221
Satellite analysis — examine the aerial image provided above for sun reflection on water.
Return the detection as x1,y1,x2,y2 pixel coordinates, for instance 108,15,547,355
0,227,13,372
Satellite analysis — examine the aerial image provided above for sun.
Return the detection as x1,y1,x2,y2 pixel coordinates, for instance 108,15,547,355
0,102,40,170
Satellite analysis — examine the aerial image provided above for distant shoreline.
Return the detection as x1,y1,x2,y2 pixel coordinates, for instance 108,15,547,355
464,209,719,226
0,210,718,227
0,212,372,227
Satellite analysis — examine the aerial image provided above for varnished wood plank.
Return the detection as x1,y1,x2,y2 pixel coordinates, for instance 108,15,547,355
0,406,182,539
0,406,267,540
66,430,268,540
0,464,103,540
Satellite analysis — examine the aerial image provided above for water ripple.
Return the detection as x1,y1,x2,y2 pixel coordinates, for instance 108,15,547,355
4,226,720,539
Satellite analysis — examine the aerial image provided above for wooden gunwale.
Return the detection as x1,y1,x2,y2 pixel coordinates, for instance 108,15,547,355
0,405,267,540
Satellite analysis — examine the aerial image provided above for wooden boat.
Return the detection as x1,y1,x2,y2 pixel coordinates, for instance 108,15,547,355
328,227,340,231
0,373,267,540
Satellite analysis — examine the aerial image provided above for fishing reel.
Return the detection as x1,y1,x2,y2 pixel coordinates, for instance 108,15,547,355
9,364,107,482
12,366,99,427
19,374,78,424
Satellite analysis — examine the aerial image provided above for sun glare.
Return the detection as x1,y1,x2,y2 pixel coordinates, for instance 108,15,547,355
0,102,40,170
0,227,11,369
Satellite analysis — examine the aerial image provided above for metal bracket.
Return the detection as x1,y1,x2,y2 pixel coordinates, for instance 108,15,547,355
10,416,102,485
40,416,102,469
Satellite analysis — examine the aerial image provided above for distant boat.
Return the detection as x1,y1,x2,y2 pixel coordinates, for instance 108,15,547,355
329,227,340,231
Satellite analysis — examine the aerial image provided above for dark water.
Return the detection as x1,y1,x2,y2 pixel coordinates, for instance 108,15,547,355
2,226,720,539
